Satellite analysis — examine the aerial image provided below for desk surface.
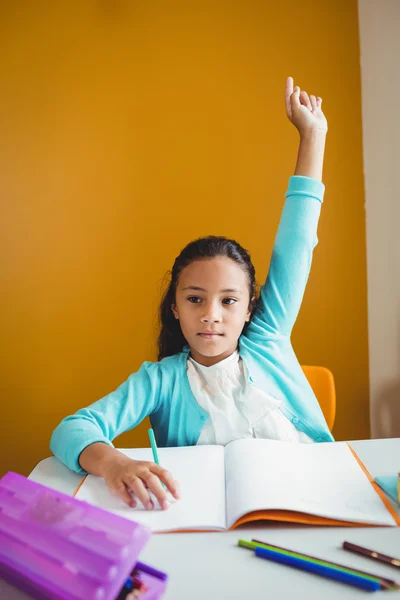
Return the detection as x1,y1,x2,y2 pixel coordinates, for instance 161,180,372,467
4,438,400,600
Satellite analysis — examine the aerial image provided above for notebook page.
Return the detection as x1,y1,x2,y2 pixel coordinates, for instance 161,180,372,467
224,439,397,528
76,446,226,532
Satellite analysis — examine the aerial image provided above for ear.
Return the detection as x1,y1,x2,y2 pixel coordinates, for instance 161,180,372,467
245,296,256,322
171,303,179,320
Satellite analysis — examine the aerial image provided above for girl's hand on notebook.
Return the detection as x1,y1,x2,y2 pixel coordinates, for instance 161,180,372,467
285,76,328,136
101,454,180,510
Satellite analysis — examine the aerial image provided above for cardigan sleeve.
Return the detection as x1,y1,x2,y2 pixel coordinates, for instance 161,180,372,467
245,175,324,340
50,361,161,473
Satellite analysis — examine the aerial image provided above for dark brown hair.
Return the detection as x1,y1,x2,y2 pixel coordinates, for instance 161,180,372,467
157,235,258,360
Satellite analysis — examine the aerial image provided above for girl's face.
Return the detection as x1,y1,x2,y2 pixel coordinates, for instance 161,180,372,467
172,257,252,366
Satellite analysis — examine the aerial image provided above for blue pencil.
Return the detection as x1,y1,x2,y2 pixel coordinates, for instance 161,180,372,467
254,547,381,592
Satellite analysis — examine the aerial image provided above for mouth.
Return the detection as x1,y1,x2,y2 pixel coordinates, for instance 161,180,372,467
197,332,224,339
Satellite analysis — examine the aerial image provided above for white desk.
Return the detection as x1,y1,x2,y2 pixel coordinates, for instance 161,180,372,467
3,439,400,599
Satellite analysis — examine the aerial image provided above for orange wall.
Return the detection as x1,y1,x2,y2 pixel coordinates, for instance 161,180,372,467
0,1,369,477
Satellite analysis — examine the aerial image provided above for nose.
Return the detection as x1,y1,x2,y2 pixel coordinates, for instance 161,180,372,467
200,301,222,323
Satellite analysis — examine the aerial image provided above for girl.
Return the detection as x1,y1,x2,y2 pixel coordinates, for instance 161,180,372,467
51,77,333,512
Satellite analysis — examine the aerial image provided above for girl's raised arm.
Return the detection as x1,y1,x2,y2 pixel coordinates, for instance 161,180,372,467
245,77,328,339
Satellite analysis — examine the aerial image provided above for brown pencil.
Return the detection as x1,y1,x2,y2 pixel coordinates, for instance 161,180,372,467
343,541,400,570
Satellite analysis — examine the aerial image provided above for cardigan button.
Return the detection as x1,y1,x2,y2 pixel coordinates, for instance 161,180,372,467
200,416,205,422
292,417,299,424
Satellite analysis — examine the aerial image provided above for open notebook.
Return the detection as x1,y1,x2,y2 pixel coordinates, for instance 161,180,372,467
75,440,399,532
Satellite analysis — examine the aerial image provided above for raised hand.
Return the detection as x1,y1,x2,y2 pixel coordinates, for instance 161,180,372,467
285,76,328,136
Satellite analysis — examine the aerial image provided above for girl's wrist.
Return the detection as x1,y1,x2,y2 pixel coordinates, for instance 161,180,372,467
294,132,326,181
100,448,129,475
299,128,327,141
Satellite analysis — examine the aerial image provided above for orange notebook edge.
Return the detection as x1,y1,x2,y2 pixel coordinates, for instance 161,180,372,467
73,474,88,496
347,444,400,526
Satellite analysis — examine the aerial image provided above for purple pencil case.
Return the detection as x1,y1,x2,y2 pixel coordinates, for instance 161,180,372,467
0,472,167,600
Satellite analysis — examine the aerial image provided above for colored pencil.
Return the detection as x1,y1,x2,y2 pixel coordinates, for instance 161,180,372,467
343,541,400,570
241,540,384,587
135,561,168,581
148,428,160,465
254,545,381,591
252,538,399,589
148,428,166,490
238,540,399,591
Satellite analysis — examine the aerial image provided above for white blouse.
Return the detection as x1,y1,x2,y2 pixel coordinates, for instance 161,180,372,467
187,350,314,446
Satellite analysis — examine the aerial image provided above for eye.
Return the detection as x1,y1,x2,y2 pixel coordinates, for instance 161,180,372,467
222,298,237,305
187,296,202,303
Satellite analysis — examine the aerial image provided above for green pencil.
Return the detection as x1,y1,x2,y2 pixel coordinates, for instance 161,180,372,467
148,427,166,489
148,427,160,465
238,540,399,590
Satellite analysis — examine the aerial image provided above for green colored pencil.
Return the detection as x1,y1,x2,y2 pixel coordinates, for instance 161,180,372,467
238,540,399,590
148,427,160,465
148,427,166,489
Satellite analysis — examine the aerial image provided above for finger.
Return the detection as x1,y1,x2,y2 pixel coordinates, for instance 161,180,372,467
285,76,294,116
310,95,317,112
128,477,154,510
300,90,312,111
110,482,137,508
289,85,301,112
317,96,322,107
151,464,181,499
128,495,137,508
143,472,171,510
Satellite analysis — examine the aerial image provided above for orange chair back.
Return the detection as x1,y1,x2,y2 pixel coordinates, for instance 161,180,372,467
301,365,336,431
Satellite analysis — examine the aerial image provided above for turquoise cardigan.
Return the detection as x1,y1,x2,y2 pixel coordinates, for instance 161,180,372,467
50,175,334,473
